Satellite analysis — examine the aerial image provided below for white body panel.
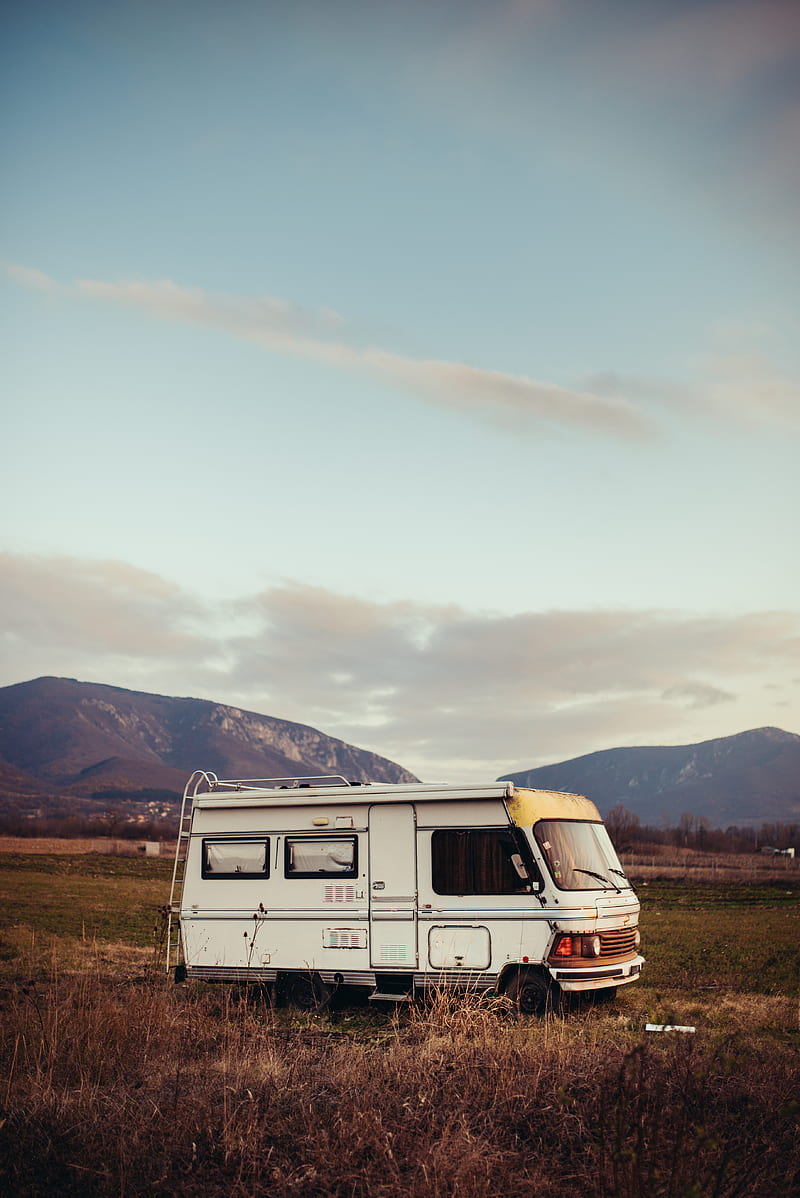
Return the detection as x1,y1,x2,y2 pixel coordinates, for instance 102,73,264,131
174,780,644,997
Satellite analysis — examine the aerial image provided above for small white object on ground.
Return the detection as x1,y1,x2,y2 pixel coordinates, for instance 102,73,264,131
645,1023,696,1033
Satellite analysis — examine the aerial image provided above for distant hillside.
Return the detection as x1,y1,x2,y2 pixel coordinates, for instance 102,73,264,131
0,757,54,799
499,727,800,827
0,677,418,819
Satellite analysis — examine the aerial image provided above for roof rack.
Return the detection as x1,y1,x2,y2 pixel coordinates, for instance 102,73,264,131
209,774,354,791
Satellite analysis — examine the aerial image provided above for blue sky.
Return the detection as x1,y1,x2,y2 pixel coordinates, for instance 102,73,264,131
2,0,799,782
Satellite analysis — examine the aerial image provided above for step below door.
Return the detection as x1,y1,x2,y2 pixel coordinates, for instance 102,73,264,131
369,803,417,969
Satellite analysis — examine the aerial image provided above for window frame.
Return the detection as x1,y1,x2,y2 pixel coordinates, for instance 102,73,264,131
201,838,270,880
284,834,359,879
431,827,539,896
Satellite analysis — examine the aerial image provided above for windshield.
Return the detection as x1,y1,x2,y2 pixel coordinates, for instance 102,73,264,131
533,820,629,891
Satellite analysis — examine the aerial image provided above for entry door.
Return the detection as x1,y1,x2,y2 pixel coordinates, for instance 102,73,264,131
369,804,417,969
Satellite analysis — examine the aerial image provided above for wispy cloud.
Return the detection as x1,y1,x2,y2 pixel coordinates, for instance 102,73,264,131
610,0,800,93
5,264,66,294
697,343,800,426
604,0,800,223
415,1,800,233
2,553,797,780
7,265,654,443
661,681,736,710
11,263,799,435
582,351,800,430
435,0,800,95
0,553,213,684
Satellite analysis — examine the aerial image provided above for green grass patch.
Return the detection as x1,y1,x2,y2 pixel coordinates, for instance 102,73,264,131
0,853,173,948
638,877,800,907
637,880,800,995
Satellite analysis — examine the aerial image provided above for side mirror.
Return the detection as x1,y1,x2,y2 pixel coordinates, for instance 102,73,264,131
510,852,530,880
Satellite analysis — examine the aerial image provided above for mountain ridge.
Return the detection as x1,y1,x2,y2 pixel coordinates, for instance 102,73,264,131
1,678,798,828
0,677,418,819
499,726,800,827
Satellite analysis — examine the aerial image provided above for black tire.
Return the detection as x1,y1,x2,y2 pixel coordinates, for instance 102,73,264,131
288,972,334,1013
505,969,559,1017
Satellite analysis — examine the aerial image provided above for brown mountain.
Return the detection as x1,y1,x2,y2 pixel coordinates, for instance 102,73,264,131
0,677,418,816
0,757,54,799
499,727,800,827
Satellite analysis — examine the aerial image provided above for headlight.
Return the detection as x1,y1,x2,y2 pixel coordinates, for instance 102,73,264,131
581,934,601,958
551,933,601,959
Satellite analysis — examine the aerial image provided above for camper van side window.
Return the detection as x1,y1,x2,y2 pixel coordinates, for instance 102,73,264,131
431,829,531,895
285,837,357,878
202,840,270,879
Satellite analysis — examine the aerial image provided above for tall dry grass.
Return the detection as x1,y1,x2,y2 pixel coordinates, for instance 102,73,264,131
1,956,798,1198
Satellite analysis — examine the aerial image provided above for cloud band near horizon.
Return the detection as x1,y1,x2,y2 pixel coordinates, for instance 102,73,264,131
1,552,797,780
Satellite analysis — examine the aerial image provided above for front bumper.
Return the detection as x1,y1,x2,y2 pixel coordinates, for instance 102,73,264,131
549,954,645,992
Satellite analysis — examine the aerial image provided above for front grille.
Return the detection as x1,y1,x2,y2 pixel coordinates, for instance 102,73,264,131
600,928,638,957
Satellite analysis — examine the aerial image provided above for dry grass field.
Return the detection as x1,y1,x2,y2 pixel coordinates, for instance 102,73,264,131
0,836,174,856
620,844,800,886
0,850,798,1197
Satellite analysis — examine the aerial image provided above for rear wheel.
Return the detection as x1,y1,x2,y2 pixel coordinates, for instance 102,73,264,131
288,972,334,1013
505,969,559,1017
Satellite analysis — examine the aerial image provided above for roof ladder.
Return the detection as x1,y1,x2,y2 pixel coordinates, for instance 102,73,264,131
165,770,218,974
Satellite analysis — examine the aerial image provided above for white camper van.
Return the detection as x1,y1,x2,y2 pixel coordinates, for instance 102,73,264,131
167,772,644,1013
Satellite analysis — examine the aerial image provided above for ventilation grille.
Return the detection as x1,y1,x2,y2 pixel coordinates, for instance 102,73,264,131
324,883,358,903
380,944,410,963
323,928,367,950
599,928,638,957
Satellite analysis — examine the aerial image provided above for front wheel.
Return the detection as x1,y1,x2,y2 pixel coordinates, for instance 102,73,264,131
504,969,559,1017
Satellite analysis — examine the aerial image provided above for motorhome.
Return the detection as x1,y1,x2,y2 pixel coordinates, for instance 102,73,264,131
167,772,644,1013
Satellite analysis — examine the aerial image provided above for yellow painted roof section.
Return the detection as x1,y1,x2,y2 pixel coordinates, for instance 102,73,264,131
507,787,601,827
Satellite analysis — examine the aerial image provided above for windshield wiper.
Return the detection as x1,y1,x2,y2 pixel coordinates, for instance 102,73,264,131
609,867,629,883
573,867,620,892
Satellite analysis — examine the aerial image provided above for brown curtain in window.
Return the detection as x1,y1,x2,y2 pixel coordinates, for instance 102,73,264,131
472,831,519,893
432,830,520,894
432,830,472,893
